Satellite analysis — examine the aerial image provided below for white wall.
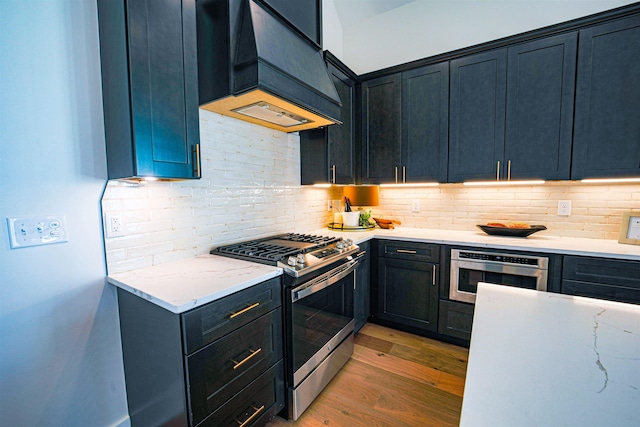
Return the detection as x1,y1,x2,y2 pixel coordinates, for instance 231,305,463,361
0,2,129,426
325,0,638,74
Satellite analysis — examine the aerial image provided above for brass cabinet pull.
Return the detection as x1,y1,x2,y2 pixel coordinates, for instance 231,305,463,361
496,160,501,181
193,144,201,177
395,166,399,183
402,166,406,183
232,348,262,370
432,265,437,286
396,249,417,254
331,165,336,183
507,160,511,181
236,404,265,427
229,302,260,319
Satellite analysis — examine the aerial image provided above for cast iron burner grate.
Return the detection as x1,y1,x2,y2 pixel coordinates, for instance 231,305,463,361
211,233,340,265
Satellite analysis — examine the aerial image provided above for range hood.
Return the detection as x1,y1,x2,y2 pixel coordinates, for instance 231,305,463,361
196,0,342,133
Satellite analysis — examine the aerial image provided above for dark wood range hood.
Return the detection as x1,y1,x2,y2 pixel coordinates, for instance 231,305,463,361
196,0,342,133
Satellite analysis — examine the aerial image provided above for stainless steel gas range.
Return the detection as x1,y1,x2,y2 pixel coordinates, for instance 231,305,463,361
211,233,360,420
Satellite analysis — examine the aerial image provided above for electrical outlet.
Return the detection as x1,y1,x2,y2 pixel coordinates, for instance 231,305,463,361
105,214,124,238
557,200,571,216
412,199,421,213
328,200,341,212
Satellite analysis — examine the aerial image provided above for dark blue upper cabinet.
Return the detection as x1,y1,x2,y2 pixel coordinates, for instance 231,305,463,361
505,32,577,181
361,74,403,184
449,49,507,182
572,14,640,180
300,53,357,185
401,63,449,183
97,0,201,180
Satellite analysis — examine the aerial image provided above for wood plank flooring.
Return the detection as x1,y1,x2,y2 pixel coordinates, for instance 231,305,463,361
267,323,469,427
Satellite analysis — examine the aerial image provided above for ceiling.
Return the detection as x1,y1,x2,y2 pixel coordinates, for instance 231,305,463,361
333,0,416,28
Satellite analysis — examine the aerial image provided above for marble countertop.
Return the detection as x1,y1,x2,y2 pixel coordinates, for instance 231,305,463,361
107,255,282,314
460,283,640,426
311,227,640,260
108,227,640,314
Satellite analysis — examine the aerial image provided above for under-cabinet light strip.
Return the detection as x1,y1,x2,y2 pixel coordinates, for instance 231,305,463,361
463,180,545,186
379,183,440,188
580,178,640,184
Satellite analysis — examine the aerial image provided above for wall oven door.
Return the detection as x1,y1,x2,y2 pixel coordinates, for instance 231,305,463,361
450,249,548,304
285,257,356,420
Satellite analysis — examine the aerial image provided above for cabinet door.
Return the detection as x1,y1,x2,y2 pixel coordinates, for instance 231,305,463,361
438,300,474,341
377,258,438,332
361,74,402,184
505,33,576,180
300,55,356,185
300,128,329,184
126,0,200,179
449,49,507,182
354,242,371,333
572,15,640,179
327,60,357,184
401,63,449,183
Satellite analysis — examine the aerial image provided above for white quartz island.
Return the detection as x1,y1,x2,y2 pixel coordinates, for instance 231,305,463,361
460,282,640,426
107,254,282,313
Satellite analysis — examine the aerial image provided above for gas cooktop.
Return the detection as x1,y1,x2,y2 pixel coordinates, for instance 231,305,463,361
211,233,358,277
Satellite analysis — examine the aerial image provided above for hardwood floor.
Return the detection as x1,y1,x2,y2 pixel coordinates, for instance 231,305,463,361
267,323,469,427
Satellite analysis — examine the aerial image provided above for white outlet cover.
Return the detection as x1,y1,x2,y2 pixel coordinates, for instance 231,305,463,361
412,199,421,212
7,215,68,249
105,214,125,238
558,200,572,216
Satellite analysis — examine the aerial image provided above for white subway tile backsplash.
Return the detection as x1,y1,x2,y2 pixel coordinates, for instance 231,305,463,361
102,110,640,274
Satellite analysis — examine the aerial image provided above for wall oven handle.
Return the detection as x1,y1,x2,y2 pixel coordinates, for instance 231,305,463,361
292,259,358,302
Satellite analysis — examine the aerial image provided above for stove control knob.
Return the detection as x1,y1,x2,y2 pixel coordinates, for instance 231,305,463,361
287,256,297,267
296,254,306,266
336,240,344,250
345,238,353,247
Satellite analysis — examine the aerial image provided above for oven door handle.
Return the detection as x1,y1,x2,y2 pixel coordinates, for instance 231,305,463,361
291,259,358,302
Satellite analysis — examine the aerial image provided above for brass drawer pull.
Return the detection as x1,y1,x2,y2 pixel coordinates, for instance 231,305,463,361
236,404,265,427
232,348,262,370
230,302,260,319
396,249,417,254
432,265,437,286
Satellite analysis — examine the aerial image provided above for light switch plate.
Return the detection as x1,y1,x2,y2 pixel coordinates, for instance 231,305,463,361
7,215,68,249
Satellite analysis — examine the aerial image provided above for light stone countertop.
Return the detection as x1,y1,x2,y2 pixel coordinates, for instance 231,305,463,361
311,226,640,260
460,282,640,426
107,255,282,314
108,227,640,314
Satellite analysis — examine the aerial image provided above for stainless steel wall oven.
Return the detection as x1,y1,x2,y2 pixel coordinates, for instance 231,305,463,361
449,248,549,304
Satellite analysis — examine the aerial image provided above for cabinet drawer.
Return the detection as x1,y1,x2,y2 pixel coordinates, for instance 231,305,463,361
562,256,640,287
183,277,281,354
438,300,474,341
186,309,283,426
378,240,440,262
198,360,285,427
562,280,640,305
